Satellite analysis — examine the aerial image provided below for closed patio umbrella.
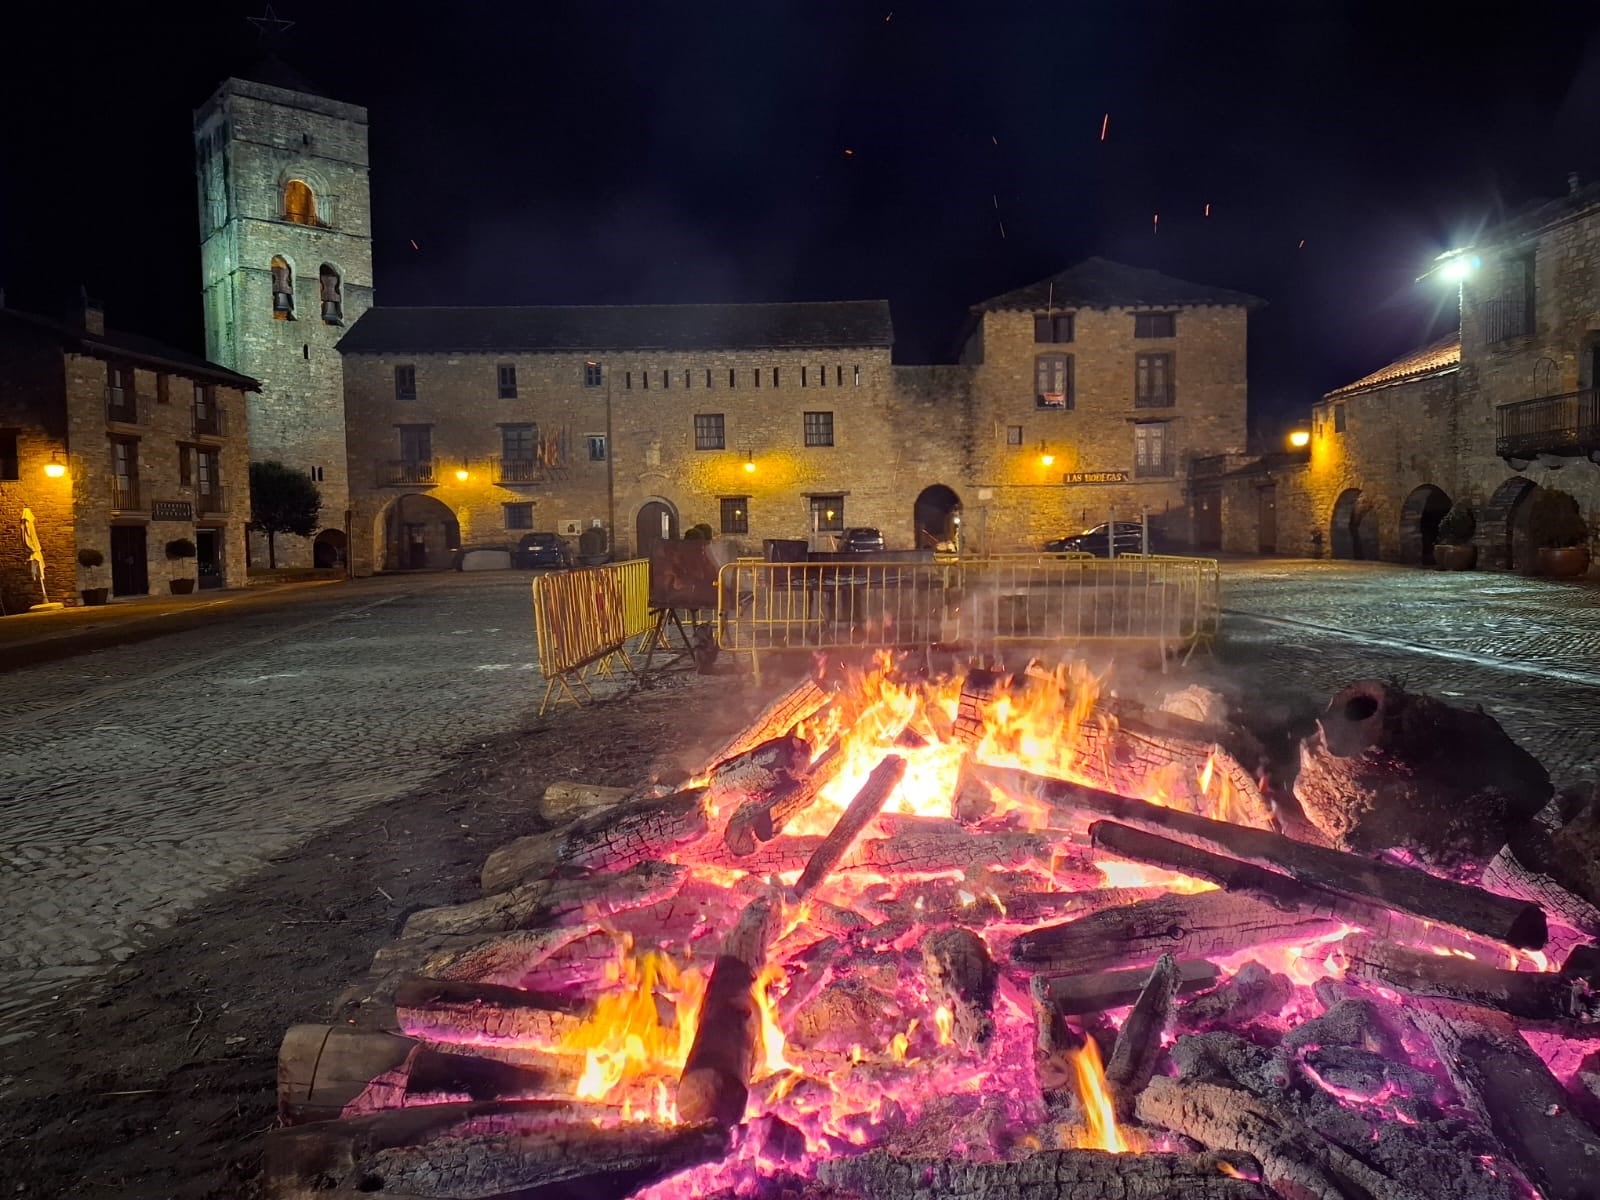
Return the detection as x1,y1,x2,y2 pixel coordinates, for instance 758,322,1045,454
20,505,62,611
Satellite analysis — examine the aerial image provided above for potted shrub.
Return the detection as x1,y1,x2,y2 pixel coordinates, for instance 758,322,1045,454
165,537,198,594
1530,489,1591,578
77,548,110,605
576,525,609,566
1432,504,1477,570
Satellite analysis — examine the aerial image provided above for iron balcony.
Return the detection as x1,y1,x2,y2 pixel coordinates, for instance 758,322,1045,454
1495,388,1600,462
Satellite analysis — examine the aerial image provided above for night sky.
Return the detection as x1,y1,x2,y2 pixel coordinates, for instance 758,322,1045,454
5,2,1600,437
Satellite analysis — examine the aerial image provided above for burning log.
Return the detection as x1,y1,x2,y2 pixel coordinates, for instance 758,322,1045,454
1033,959,1220,1017
276,1026,574,1125
952,666,1007,747
1486,796,1600,939
538,780,632,823
791,974,905,1051
677,893,784,1126
795,754,909,898
480,788,708,893
702,676,829,774
364,925,595,1000
1011,890,1343,974
264,1101,730,1200
684,833,823,876
1105,953,1181,1118
392,978,590,1047
843,822,1082,883
920,928,999,1050
1412,1009,1600,1200
703,733,812,814
402,860,686,939
1341,935,1600,1024
723,742,847,856
1136,1076,1418,1200
984,767,1549,949
1175,962,1292,1031
816,1148,1268,1199
1293,679,1551,870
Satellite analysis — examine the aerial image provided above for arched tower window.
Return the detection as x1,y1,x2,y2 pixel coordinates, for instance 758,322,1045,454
283,179,317,225
271,256,294,320
319,264,343,325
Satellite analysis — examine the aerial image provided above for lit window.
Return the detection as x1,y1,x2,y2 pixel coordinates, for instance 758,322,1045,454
720,497,749,535
283,179,317,225
810,494,845,532
271,256,294,320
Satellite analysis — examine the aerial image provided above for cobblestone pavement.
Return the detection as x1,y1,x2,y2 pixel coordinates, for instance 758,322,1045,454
0,573,551,1042
1218,559,1600,790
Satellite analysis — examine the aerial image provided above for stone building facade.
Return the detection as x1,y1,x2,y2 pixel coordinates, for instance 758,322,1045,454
961,259,1258,550
1213,180,1600,574
0,303,255,612
194,69,372,569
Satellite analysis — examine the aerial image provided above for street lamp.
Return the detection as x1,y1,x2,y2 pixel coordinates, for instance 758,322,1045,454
1288,430,1310,449
1038,440,1055,467
455,465,470,481
43,451,67,478
1421,248,1479,284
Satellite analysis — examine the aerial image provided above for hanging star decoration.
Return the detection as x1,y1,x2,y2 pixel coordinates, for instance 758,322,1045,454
248,5,295,47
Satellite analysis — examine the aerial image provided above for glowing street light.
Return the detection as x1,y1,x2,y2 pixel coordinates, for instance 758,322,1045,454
455,467,470,481
744,447,756,473
43,452,67,478
1422,249,1479,284
1288,429,1310,449
1038,440,1055,467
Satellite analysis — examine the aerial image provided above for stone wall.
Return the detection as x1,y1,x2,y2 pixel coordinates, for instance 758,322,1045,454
196,78,372,567
964,305,1249,550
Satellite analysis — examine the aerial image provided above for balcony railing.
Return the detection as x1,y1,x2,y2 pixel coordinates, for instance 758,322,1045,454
192,404,226,437
1495,388,1600,461
111,478,141,511
106,388,150,425
196,486,226,515
377,459,435,486
1483,298,1534,344
492,455,554,484
1134,456,1176,479
1190,454,1228,478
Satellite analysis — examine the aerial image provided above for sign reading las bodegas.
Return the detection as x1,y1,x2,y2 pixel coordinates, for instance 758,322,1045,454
1061,471,1130,485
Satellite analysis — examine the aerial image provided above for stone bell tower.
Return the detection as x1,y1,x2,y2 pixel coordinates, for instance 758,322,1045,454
194,58,372,566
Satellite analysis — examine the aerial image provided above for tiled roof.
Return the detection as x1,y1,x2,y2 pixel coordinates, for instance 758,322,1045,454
972,257,1265,312
0,307,259,390
1324,332,1460,398
336,301,894,355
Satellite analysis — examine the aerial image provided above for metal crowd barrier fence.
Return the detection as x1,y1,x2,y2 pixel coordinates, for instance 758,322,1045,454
715,555,1220,677
531,559,651,713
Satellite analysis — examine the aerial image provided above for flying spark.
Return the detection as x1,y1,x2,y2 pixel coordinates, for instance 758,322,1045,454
844,148,854,157
1100,113,1109,141
992,135,998,145
1298,239,1306,249
1153,213,1159,234
1204,203,1211,217
998,218,1007,240
884,10,892,20
409,239,419,251
993,194,999,209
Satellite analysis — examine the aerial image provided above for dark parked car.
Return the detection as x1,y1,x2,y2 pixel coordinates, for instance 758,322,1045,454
841,527,886,553
515,532,572,569
1044,522,1171,558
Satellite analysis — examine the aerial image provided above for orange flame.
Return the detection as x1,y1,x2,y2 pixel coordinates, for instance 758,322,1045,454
1070,1037,1128,1153
754,961,795,1078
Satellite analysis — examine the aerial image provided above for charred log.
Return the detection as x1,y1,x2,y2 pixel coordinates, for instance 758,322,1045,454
1293,679,1551,871
702,677,829,775
796,755,909,898
703,734,812,816
364,925,595,1001
403,861,686,939
1136,1076,1419,1200
1011,890,1343,975
1412,1009,1600,1200
1341,935,1600,1024
480,789,708,893
1175,962,1293,1031
816,1147,1268,1200
391,979,590,1047
538,781,633,824
920,928,999,1051
1033,960,1219,1019
723,742,846,856
1105,953,1181,1118
264,1103,729,1200
983,767,1548,950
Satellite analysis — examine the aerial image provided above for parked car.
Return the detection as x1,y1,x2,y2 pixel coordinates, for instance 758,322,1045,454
514,532,572,569
1044,522,1172,558
841,527,886,553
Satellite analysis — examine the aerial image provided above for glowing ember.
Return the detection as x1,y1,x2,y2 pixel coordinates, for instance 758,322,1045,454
1069,1037,1128,1153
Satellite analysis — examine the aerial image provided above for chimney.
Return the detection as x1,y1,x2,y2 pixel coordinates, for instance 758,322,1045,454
1569,171,1582,197
77,285,105,337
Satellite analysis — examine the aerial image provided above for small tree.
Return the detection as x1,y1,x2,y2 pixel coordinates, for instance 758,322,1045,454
249,460,322,567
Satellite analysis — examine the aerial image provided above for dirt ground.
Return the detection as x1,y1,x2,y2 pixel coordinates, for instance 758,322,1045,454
0,648,1324,1200
0,669,760,1200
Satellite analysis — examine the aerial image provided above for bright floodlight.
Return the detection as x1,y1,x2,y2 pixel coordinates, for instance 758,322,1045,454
1439,255,1476,283
1288,430,1310,448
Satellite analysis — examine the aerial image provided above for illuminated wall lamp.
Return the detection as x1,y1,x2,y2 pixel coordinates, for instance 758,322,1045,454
1288,430,1311,449
43,452,67,478
1038,441,1055,467
455,465,470,481
743,447,756,474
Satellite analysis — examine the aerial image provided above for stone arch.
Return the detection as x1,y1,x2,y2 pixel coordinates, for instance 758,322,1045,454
1479,477,1540,572
1398,484,1453,565
276,163,332,225
1330,488,1362,559
913,484,962,550
312,528,347,569
633,497,679,560
377,493,459,572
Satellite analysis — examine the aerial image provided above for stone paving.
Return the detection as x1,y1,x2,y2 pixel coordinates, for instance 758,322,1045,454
1218,559,1600,790
0,573,548,1043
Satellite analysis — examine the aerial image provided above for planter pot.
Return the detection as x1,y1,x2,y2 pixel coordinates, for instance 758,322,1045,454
169,578,197,595
80,587,110,606
1538,546,1592,578
1432,543,1477,571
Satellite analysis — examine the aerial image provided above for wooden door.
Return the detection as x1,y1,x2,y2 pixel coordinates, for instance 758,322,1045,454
1257,485,1277,555
110,525,148,595
635,501,676,559
1192,486,1222,550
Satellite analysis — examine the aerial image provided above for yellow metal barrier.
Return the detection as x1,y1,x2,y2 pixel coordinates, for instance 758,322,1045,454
531,559,651,713
715,555,1219,675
